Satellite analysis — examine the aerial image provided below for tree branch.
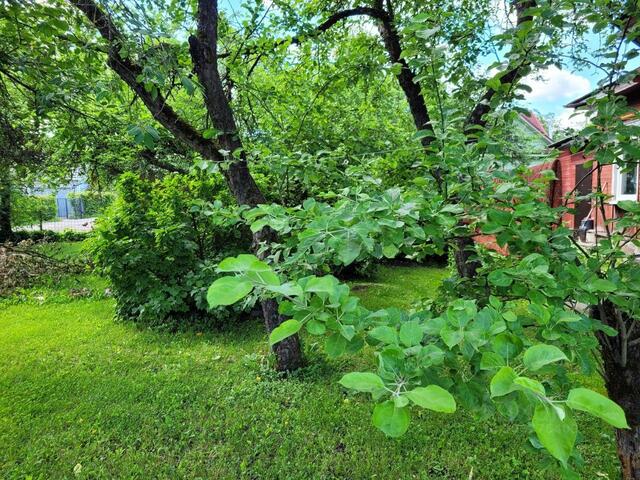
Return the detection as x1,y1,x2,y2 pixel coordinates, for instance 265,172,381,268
69,0,223,162
465,0,537,134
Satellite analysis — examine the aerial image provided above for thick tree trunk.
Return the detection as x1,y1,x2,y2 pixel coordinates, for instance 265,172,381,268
617,427,640,480
604,354,640,480
593,301,640,480
0,167,12,243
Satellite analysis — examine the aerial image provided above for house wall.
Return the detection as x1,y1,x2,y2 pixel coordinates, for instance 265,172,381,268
553,148,639,233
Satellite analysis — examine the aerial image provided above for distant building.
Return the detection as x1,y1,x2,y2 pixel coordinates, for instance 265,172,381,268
30,173,90,219
536,76,639,232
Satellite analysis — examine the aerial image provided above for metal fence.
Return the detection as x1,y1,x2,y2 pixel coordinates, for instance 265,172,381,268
16,217,96,233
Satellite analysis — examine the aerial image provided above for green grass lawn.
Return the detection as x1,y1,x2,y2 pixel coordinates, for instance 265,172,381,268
0,263,619,479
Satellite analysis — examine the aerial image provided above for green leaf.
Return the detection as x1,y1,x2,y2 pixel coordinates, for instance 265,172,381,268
567,388,629,428
218,254,270,273
305,276,339,295
584,278,617,293
490,366,517,398
207,276,253,307
203,128,220,139
305,319,326,335
514,376,546,396
523,344,568,371
372,401,410,438
181,75,196,95
369,326,398,345
406,385,456,413
532,404,577,466
440,327,463,348
488,269,512,287
246,270,281,287
399,320,423,347
268,319,302,346
338,239,361,265
339,372,385,393
325,333,347,357
265,282,303,297
480,351,505,370
382,244,399,259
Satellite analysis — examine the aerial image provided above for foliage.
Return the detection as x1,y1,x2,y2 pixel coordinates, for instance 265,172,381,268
208,159,638,475
67,190,115,217
11,193,57,227
11,229,91,243
90,173,251,326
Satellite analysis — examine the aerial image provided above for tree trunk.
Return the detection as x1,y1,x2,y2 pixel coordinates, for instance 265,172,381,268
71,0,304,371
453,234,479,279
617,427,640,480
0,167,12,243
261,298,304,371
593,301,640,479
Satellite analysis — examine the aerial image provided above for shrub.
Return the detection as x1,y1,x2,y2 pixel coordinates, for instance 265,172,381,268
90,172,252,326
12,230,90,243
67,191,115,217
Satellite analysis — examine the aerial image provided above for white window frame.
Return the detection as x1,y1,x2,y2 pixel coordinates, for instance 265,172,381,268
611,163,639,203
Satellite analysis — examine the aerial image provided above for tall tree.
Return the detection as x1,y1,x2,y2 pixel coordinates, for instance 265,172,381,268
68,0,302,370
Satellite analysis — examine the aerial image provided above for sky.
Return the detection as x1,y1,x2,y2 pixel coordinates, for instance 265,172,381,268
219,0,638,133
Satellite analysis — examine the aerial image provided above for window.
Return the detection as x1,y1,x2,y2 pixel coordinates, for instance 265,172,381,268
612,164,639,202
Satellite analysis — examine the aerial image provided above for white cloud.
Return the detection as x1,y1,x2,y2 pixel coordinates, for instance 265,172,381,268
554,109,588,131
522,66,591,103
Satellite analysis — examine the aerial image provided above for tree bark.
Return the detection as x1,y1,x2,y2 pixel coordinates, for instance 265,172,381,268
617,427,640,480
71,0,303,371
593,301,640,479
0,167,12,243
453,233,479,278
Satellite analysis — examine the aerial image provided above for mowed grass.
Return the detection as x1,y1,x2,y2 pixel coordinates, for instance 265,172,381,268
0,265,619,479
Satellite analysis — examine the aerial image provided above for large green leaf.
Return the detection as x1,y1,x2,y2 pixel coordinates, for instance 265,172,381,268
532,404,577,466
268,319,302,346
584,278,617,293
490,366,517,398
523,344,568,371
514,376,545,396
207,276,253,307
566,388,629,428
406,385,456,413
265,282,303,297
399,320,423,347
488,269,512,287
480,351,505,370
372,401,410,438
305,276,339,295
369,326,398,345
218,254,270,272
339,372,385,393
325,333,347,358
337,238,361,265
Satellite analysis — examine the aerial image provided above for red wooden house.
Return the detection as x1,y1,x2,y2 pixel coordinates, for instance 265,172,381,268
538,77,640,240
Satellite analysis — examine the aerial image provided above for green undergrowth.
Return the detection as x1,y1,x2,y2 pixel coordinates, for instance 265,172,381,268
0,263,619,479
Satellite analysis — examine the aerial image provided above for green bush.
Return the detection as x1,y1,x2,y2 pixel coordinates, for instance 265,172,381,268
67,191,115,217
90,173,252,326
13,194,57,227
12,230,90,243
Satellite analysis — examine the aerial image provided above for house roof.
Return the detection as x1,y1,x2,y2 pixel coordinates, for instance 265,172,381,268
519,112,552,143
564,73,640,108
547,135,575,149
